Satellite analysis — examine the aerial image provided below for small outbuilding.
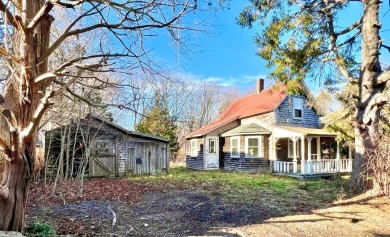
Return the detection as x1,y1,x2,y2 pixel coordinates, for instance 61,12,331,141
45,114,170,177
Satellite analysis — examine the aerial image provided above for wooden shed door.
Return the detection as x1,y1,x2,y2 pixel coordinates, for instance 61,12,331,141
90,156,116,177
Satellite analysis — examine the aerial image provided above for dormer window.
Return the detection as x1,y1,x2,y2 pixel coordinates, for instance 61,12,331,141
293,97,303,119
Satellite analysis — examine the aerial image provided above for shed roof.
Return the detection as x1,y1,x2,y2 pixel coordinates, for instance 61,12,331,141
221,123,271,137
86,114,170,142
186,84,287,138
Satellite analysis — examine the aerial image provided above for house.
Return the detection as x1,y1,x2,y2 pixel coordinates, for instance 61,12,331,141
45,114,170,178
186,79,353,178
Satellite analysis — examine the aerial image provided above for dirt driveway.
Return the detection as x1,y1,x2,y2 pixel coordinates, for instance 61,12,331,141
26,174,390,237
212,196,390,237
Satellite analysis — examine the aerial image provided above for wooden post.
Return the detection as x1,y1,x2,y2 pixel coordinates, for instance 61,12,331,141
316,137,321,160
301,135,305,175
115,136,119,177
273,136,279,160
307,137,312,175
293,137,298,173
336,141,340,172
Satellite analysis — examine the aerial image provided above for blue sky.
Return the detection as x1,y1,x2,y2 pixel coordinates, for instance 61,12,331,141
147,1,390,94
148,1,271,92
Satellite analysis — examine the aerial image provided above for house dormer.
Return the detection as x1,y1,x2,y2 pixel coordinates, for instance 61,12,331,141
274,94,320,128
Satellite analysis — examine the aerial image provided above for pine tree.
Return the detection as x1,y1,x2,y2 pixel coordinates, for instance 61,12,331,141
136,93,179,158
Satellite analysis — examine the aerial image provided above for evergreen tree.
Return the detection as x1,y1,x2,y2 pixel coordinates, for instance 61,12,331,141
136,93,179,158
239,0,390,192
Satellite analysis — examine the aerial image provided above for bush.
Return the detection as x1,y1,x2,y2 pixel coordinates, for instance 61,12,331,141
26,222,56,237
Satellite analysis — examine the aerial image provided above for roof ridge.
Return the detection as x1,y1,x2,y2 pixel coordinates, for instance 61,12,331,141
220,83,282,106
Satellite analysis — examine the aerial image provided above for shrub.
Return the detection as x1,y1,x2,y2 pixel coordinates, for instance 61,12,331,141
26,222,56,237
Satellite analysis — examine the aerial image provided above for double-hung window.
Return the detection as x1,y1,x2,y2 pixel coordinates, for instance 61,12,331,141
230,137,240,158
293,97,303,119
245,136,262,158
190,139,198,157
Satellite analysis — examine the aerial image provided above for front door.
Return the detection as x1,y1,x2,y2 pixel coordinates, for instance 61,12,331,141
205,136,219,170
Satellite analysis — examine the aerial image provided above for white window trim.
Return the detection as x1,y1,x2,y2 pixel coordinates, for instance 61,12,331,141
230,136,240,158
288,138,301,158
245,136,262,158
190,139,198,157
293,97,304,119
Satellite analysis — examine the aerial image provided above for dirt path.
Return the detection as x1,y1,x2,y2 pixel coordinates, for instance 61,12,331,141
28,189,275,236
208,196,390,237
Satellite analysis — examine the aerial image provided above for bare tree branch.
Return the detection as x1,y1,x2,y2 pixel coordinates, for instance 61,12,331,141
0,1,17,28
327,11,358,84
27,1,54,30
336,18,362,37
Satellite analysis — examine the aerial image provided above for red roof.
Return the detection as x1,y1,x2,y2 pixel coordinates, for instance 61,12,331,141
186,84,287,138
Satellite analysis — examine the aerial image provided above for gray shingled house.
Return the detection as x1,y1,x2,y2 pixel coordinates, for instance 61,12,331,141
186,79,353,178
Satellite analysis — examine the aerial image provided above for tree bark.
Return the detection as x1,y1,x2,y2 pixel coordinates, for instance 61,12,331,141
0,159,29,231
350,0,383,191
0,0,51,231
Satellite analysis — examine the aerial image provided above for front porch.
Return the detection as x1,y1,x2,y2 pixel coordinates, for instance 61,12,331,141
271,126,353,178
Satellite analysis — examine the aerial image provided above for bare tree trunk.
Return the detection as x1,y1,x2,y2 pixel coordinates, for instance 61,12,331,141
350,0,384,192
0,160,29,231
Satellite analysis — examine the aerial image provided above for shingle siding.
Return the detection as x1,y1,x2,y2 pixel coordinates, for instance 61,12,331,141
275,95,320,128
186,154,204,170
224,158,270,173
222,135,270,173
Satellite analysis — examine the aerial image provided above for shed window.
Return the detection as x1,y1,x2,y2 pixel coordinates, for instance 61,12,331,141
230,137,240,158
245,136,262,158
190,139,198,157
293,97,303,119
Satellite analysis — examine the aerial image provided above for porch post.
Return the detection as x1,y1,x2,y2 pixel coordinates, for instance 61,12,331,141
307,137,312,161
300,135,305,175
348,144,353,171
273,137,279,160
348,144,352,159
307,137,312,175
336,141,340,172
293,137,298,173
316,137,321,160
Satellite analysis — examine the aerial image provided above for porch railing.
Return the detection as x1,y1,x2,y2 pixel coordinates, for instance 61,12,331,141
273,161,294,173
307,159,337,174
273,159,353,175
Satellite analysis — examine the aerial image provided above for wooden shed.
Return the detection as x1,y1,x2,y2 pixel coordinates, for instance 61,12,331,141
45,114,170,178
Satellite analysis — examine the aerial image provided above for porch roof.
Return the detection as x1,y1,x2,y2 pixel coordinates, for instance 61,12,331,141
273,126,337,138
221,123,271,137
